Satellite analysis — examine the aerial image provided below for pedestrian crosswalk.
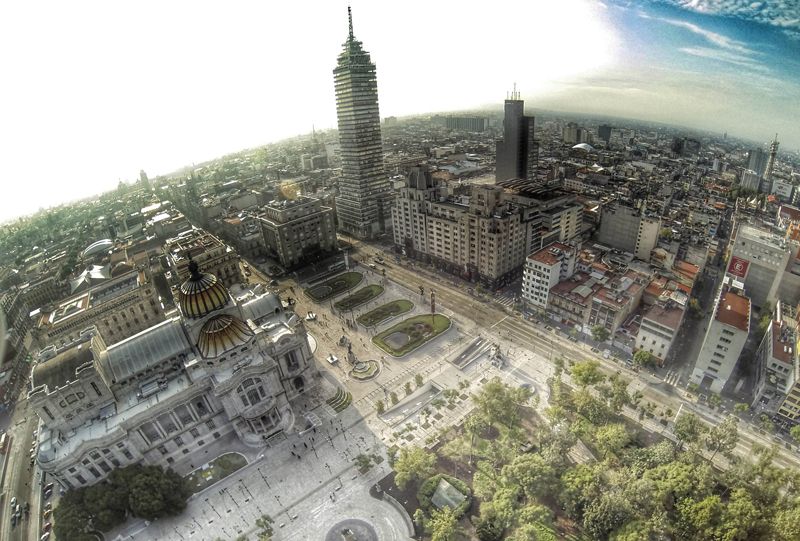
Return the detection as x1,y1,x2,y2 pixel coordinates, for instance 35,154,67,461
492,290,517,309
664,370,681,386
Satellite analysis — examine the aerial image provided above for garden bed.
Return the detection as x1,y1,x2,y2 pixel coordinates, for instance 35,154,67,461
184,452,247,494
304,271,363,302
357,299,414,327
372,314,451,357
334,284,384,311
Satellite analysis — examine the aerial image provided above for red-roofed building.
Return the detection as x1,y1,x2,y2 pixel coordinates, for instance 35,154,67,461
691,288,751,393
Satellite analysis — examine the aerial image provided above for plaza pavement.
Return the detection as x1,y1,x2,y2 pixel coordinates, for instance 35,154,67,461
111,400,412,541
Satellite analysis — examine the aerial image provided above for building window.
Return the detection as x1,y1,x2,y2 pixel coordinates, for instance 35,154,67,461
206,420,216,430
158,445,168,455
190,428,200,438
174,437,184,447
167,457,174,464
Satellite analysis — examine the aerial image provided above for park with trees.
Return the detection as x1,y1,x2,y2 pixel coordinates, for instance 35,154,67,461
53,464,191,540
391,364,800,540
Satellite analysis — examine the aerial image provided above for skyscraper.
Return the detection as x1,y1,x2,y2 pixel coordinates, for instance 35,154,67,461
495,88,537,183
763,134,780,193
333,7,391,239
747,147,768,177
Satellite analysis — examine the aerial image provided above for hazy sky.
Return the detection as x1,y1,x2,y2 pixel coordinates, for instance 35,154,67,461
1,0,798,222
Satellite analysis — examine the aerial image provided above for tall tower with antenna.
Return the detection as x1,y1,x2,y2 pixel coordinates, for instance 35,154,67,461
332,6,390,239
762,133,779,193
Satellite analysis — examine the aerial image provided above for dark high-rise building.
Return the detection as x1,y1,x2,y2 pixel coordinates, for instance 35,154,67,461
747,147,768,177
495,89,536,183
332,7,391,240
598,124,612,143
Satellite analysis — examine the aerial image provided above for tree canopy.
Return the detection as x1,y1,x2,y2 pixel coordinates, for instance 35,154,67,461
54,464,190,540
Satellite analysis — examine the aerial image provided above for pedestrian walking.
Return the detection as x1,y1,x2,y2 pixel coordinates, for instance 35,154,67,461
304,442,308,449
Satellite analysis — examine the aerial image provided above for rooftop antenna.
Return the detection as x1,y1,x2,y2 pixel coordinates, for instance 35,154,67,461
513,82,517,100
348,6,354,40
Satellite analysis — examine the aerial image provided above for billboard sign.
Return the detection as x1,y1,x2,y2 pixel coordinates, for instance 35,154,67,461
727,256,749,278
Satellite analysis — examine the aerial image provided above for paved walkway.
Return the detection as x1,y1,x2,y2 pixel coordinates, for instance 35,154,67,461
110,405,411,541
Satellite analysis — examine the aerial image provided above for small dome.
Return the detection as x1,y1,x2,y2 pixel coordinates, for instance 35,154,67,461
178,261,230,319
572,143,595,152
197,314,254,358
82,239,113,259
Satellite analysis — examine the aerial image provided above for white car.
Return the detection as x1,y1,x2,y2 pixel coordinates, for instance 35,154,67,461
305,312,317,321
602,350,611,360
326,354,339,365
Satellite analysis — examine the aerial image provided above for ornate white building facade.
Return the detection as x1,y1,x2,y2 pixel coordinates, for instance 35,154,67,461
29,262,318,490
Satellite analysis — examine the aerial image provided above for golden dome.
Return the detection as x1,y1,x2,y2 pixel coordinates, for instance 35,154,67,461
197,314,254,358
178,261,229,319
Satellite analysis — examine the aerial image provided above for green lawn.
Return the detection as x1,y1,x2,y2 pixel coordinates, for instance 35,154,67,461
184,452,247,494
372,314,451,357
304,271,363,302
357,299,414,327
334,284,384,311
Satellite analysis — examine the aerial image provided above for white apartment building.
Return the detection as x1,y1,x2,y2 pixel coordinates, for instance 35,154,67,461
635,300,685,364
690,286,750,393
752,301,799,419
521,242,576,310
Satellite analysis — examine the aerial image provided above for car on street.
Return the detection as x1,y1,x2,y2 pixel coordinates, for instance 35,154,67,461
43,502,51,512
376,257,385,264
368,263,377,269
43,522,52,532
40,533,50,541
43,509,51,519
591,347,600,354
10,496,16,508
10,514,16,528
602,349,611,360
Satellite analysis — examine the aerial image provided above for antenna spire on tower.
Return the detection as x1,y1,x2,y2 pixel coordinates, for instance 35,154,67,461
348,6,354,40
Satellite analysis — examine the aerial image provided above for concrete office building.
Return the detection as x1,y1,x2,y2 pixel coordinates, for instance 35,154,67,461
690,285,750,393
597,202,661,261
32,269,164,348
635,300,686,364
253,196,337,269
726,223,799,308
751,301,799,420
740,169,761,192
165,230,243,289
495,90,537,182
332,7,391,239
29,263,318,490
521,242,577,310
392,167,579,287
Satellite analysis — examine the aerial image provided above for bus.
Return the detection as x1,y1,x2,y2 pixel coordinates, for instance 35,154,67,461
0,432,9,454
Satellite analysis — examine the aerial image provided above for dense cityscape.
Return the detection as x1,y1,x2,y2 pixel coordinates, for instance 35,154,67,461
2,3,800,541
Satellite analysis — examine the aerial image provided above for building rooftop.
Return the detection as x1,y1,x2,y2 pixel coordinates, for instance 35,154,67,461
642,302,684,331
527,242,573,266
715,291,750,332
31,344,94,392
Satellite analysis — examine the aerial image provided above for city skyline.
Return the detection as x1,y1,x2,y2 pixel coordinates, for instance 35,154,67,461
1,0,798,222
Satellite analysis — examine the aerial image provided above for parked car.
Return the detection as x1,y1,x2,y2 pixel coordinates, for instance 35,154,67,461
40,533,50,541
43,522,52,532
43,502,52,512
10,496,16,509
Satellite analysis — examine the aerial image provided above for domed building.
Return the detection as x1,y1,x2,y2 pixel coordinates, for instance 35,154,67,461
27,261,318,490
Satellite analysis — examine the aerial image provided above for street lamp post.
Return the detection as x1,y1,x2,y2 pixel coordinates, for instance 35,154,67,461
257,467,271,489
